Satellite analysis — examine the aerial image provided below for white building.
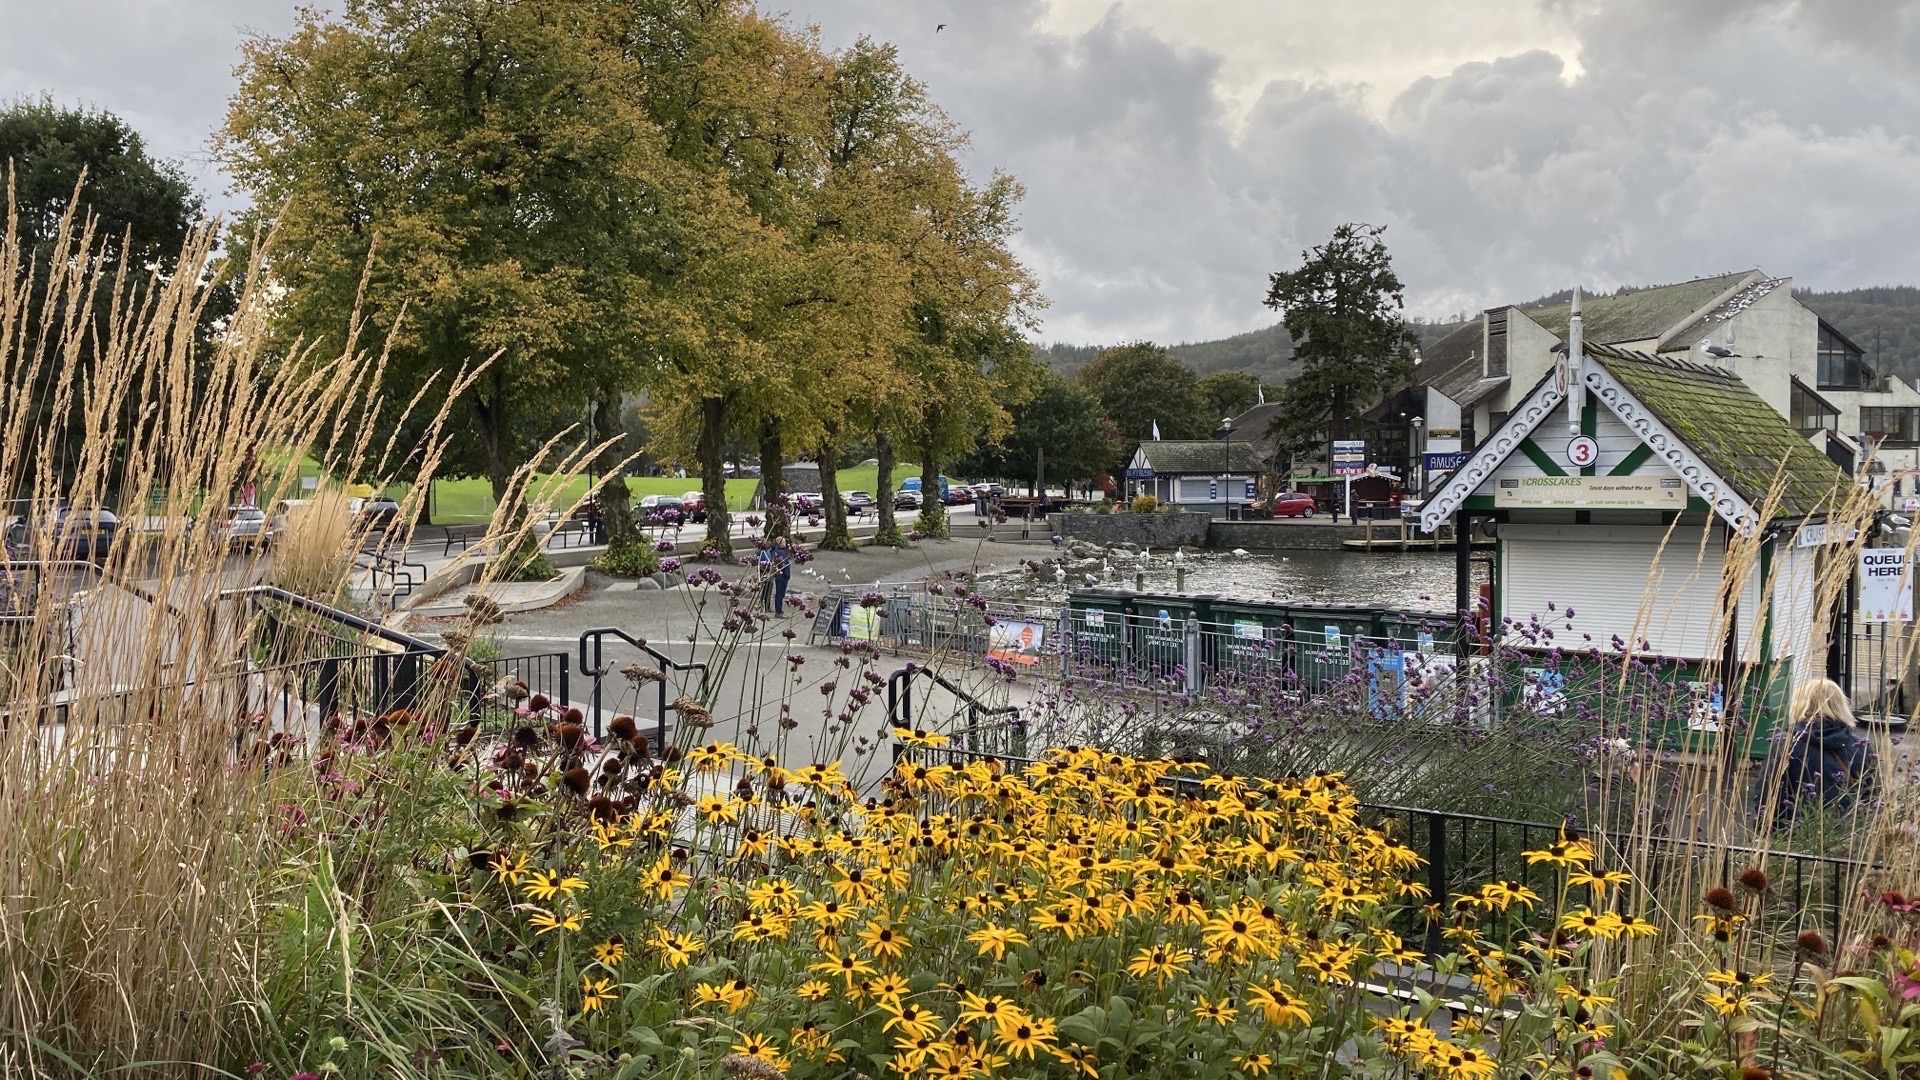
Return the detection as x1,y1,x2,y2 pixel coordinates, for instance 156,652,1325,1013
1416,272,1919,503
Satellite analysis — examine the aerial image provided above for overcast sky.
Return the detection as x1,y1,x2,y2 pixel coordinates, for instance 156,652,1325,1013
4,0,1917,345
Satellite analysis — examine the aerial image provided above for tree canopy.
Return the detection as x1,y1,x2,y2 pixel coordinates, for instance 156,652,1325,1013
220,1,1038,554
1075,342,1210,446
1262,223,1417,460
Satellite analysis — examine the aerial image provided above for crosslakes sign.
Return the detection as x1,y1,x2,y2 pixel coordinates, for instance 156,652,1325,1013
1494,475,1687,510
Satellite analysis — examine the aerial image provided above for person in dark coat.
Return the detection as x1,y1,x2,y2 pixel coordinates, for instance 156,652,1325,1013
770,535,794,616
1773,677,1875,822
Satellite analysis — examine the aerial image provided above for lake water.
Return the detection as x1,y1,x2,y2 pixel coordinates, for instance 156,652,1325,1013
984,548,1488,613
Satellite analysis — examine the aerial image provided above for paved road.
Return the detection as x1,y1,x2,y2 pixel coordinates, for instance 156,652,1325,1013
435,535,1059,785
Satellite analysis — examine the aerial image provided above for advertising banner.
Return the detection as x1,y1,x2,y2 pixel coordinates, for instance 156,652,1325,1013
1493,475,1686,510
1860,548,1914,624
987,620,1047,665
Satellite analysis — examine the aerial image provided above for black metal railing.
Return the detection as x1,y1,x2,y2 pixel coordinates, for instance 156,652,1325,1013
490,651,570,713
354,548,426,603
1364,803,1864,953
577,627,710,742
884,664,1024,765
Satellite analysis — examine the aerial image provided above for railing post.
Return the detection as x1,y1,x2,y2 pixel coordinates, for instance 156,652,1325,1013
1059,605,1071,679
559,654,570,711
1183,617,1202,695
1425,812,1448,956
316,657,340,720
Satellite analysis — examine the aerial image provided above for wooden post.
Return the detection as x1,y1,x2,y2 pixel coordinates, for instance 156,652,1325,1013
1364,511,1374,550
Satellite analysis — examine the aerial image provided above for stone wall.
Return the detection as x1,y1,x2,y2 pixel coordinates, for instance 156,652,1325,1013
1205,520,1411,551
1048,511,1211,549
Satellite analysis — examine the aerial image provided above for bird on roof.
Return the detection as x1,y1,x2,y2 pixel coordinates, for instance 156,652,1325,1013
1700,339,1738,359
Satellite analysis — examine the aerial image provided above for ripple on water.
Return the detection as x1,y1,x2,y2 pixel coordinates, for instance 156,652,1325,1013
990,549,1489,613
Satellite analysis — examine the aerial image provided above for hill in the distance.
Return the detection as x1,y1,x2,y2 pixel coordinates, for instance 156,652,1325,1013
1037,285,1920,389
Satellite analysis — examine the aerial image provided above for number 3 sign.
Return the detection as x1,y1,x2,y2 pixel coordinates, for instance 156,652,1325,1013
1566,436,1598,468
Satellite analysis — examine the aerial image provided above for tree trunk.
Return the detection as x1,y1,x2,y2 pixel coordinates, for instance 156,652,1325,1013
817,441,855,551
917,452,948,538
594,387,637,550
475,375,511,505
758,418,786,539
698,395,732,558
874,429,901,545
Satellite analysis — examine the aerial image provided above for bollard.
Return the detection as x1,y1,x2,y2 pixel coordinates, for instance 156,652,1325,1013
1135,571,1145,591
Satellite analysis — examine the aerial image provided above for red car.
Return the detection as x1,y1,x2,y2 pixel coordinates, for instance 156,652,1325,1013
1271,492,1317,518
680,490,708,523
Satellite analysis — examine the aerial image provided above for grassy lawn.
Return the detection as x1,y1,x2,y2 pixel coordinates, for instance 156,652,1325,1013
364,462,943,525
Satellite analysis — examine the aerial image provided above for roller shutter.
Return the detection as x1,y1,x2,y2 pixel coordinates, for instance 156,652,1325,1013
1501,525,1760,659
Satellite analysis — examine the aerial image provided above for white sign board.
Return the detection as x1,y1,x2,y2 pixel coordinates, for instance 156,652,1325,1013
1493,475,1687,510
1860,548,1914,624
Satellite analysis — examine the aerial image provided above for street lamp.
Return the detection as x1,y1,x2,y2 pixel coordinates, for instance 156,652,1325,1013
1411,415,1425,498
1215,416,1235,520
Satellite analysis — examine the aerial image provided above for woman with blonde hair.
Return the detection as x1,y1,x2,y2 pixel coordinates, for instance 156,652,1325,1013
1774,677,1874,820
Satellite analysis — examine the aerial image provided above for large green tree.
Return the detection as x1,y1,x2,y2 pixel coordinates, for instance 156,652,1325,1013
1075,341,1209,450
220,0,671,507
958,369,1119,494
1197,370,1263,423
1262,223,1418,462
2,99,211,487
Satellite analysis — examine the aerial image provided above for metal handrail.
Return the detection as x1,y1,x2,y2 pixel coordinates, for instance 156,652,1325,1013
884,664,1022,768
577,627,710,743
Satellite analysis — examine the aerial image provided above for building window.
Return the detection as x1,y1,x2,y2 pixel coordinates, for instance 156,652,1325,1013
1860,407,1920,447
1817,322,1869,390
1791,379,1839,437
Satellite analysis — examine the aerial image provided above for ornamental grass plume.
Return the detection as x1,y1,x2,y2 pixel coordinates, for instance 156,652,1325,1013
0,180,479,1072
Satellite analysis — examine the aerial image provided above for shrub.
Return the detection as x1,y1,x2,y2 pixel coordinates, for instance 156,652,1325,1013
592,538,660,577
1129,493,1160,514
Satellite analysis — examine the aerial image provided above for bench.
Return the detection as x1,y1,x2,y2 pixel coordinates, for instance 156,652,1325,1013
441,523,488,556
545,519,595,548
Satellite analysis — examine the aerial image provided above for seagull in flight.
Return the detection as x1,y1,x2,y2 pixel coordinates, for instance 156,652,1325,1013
936,23,947,31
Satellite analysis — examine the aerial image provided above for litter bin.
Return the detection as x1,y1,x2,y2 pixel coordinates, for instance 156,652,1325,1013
1206,598,1293,682
1065,589,1135,671
1128,592,1215,682
1284,603,1383,694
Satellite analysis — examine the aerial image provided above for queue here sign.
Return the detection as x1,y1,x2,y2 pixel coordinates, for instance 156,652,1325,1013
1860,548,1914,624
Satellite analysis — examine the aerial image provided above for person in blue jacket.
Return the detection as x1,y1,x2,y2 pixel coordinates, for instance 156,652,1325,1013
1773,677,1875,822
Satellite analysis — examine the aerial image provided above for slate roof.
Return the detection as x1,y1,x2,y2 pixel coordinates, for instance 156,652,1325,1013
1221,402,1287,466
1661,275,1789,352
1134,440,1268,475
1587,344,1847,518
1410,322,1508,411
1523,271,1758,346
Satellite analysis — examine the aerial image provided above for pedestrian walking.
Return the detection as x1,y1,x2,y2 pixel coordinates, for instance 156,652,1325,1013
1772,677,1875,822
771,535,794,615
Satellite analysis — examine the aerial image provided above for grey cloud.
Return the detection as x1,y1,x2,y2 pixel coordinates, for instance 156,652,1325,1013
4,0,1915,343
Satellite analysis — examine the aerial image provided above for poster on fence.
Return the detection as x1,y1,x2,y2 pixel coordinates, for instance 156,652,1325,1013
1404,652,1457,723
837,602,882,642
987,619,1047,665
1366,651,1404,719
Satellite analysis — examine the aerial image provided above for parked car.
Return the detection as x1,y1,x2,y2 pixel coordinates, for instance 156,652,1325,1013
638,494,686,523
218,505,270,549
5,506,120,560
790,492,825,514
844,491,876,515
354,496,402,531
945,486,973,505
1271,492,1317,518
680,490,708,522
893,488,922,511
